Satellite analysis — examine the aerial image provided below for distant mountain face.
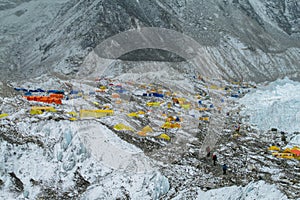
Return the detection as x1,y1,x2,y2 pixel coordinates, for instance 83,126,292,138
0,0,299,82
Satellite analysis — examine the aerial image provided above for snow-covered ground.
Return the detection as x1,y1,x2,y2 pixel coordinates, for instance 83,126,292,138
1,74,299,199
240,78,300,135
173,180,288,200
198,180,288,200
0,119,170,199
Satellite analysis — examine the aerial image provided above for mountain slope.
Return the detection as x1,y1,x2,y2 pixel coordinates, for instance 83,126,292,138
0,0,299,82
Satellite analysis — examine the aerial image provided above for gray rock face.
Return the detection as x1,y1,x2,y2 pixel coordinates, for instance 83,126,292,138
0,0,299,82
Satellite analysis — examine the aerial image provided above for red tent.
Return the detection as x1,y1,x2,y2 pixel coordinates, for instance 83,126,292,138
290,149,300,157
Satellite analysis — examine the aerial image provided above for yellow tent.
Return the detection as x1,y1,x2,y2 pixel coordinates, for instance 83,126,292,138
197,107,209,111
210,85,218,89
158,133,170,141
272,152,294,159
161,122,181,129
181,104,190,109
150,89,156,93
171,123,181,128
142,125,153,132
138,125,153,136
30,107,56,115
32,106,56,112
282,148,291,153
30,110,43,115
292,146,300,150
138,131,147,137
127,111,145,118
93,102,100,106
268,146,280,151
162,122,171,129
137,110,145,115
69,117,77,121
165,91,171,96
146,102,161,107
209,85,224,90
233,133,241,138
199,117,210,121
113,123,134,131
195,95,202,99
80,109,114,118
177,98,186,104
127,112,139,117
67,111,78,117
0,113,9,118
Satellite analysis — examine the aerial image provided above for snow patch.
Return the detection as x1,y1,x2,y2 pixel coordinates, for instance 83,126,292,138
195,180,287,200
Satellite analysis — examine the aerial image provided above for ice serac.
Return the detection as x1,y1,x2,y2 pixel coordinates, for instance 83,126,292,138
240,78,300,133
0,0,299,82
0,118,170,199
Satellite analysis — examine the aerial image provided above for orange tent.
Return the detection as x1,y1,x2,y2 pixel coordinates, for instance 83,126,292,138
50,94,64,99
51,98,62,104
24,96,62,105
27,96,35,101
112,93,120,98
40,96,49,103
290,149,300,157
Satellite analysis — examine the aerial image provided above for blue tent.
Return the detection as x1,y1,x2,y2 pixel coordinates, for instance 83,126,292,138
36,88,46,92
14,88,28,92
29,89,39,93
70,90,79,95
48,90,64,94
116,89,127,93
153,93,164,98
24,92,32,96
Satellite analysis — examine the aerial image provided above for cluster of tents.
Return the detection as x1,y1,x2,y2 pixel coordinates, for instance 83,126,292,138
15,88,64,96
268,145,300,160
113,123,171,141
13,79,226,139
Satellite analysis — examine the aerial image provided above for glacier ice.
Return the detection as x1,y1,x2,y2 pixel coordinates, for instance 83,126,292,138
240,78,300,134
